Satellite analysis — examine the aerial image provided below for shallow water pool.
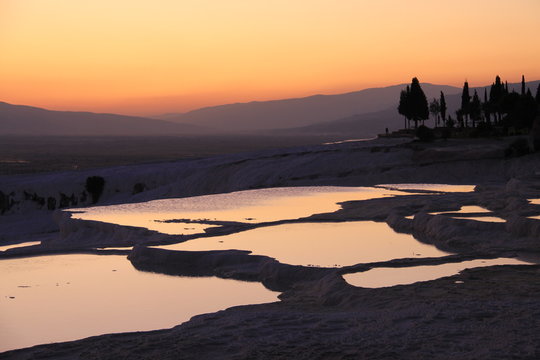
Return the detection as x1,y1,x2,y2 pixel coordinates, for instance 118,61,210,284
432,205,506,222
0,241,41,252
343,258,531,288
0,254,278,352
157,222,450,267
377,184,476,193
69,186,411,235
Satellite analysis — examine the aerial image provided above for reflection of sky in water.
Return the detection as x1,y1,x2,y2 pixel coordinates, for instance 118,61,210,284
377,184,475,193
432,205,506,222
528,199,540,219
69,186,410,234
0,254,278,352
458,216,506,223
432,205,489,214
157,222,450,267
343,258,533,288
529,199,540,220
0,241,41,252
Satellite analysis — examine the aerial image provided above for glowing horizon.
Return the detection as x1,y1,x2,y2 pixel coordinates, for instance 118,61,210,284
1,0,539,116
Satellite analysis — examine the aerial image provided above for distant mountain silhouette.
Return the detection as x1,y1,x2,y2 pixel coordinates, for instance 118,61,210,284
2,80,537,136
269,80,540,138
156,83,462,132
274,107,402,137
0,102,204,136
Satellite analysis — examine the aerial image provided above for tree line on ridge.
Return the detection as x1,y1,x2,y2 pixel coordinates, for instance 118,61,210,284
398,75,540,137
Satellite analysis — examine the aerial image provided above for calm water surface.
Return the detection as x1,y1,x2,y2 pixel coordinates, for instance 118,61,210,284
343,258,531,288
528,199,540,219
377,184,475,192
157,222,449,267
432,205,506,222
0,254,278,352
0,242,41,252
69,186,411,234
4,184,486,351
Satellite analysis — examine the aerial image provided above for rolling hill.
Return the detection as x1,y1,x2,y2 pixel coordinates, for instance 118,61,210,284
2,80,537,136
275,80,540,138
0,102,203,136
156,83,462,132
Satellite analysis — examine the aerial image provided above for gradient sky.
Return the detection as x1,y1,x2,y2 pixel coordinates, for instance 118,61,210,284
1,0,539,116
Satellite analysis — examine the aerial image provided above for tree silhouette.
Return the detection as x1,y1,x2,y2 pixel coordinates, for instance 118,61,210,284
396,74,537,136
518,90,538,130
398,86,411,129
85,176,105,204
439,91,447,126
461,81,471,127
483,88,491,124
489,75,505,123
456,109,464,128
429,99,440,126
408,77,429,128
501,91,520,118
469,90,482,127
446,115,455,128
501,88,537,131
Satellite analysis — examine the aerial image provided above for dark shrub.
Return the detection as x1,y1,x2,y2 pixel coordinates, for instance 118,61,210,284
504,138,531,157
415,125,434,142
47,196,57,210
80,191,87,203
132,182,146,195
32,193,45,207
59,193,70,208
441,127,451,140
85,176,105,204
471,121,493,138
0,191,10,214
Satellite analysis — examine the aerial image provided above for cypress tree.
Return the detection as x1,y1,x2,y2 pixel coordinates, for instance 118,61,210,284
398,88,410,129
440,91,447,126
409,77,429,128
483,88,491,123
525,88,538,127
503,89,537,130
490,76,504,123
521,75,526,96
490,76,503,103
470,90,481,127
429,99,440,126
447,115,455,128
406,85,411,128
461,81,471,127
536,84,540,104
456,109,464,128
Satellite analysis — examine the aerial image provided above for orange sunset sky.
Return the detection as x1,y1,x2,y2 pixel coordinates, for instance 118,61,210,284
1,0,539,116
